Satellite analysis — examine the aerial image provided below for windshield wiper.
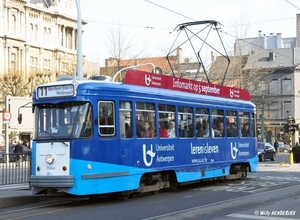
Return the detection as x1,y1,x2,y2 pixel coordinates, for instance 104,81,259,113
38,127,69,147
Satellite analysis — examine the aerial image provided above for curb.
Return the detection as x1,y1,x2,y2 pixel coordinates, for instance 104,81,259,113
0,196,41,208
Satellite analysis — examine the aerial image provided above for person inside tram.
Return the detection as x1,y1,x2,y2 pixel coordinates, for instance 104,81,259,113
159,121,168,138
197,123,204,137
241,123,250,137
227,122,238,137
214,122,224,137
138,121,155,138
179,122,188,137
125,123,133,138
203,123,214,138
167,121,176,138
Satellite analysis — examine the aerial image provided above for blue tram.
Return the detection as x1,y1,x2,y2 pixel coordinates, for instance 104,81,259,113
30,68,257,196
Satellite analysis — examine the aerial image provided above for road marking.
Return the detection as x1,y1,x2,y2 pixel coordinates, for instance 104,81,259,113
226,213,299,220
199,180,289,193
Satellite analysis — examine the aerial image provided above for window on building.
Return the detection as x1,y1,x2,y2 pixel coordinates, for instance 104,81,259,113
35,25,38,42
43,59,51,73
283,101,292,118
247,82,256,95
48,28,51,44
67,34,72,49
11,14,16,35
269,102,279,119
43,27,47,44
20,12,23,34
61,26,64,47
11,53,16,72
283,79,292,95
270,79,279,95
119,101,133,138
62,62,68,73
30,24,34,41
30,56,38,73
283,42,292,48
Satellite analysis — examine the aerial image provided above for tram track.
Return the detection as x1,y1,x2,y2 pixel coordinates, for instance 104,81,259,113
1,177,300,220
142,182,300,220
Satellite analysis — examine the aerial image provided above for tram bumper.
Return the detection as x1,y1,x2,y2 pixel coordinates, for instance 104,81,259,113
31,175,74,188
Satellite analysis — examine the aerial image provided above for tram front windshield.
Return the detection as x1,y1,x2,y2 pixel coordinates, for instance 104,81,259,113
34,101,92,140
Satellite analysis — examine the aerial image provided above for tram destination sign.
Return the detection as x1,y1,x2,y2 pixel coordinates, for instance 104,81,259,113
124,69,251,101
37,84,75,99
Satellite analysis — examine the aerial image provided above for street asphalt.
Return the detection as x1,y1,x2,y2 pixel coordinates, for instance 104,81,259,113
0,155,299,209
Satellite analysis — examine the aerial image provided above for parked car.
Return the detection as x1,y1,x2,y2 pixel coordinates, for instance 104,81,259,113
278,142,290,153
0,145,31,163
0,151,5,163
257,142,276,162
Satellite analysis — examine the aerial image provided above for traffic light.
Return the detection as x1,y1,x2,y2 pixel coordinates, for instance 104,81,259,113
287,116,296,135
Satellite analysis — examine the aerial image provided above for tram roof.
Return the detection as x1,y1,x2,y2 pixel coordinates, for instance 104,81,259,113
33,69,254,107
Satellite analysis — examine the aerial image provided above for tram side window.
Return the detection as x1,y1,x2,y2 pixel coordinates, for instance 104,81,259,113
226,110,238,137
212,109,224,137
196,108,209,138
98,101,115,137
178,106,193,138
136,102,156,138
252,113,257,137
239,112,250,137
119,101,133,138
158,104,176,138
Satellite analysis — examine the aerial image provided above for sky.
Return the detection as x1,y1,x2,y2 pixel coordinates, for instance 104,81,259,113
79,0,300,66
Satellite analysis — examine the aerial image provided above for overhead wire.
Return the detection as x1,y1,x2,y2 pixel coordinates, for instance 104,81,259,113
285,0,300,11
87,1,299,62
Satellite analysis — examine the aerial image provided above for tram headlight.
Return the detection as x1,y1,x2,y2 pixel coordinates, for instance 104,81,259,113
45,155,55,164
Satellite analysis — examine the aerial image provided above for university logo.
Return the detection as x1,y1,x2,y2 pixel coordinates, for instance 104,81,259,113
144,74,151,86
143,144,156,166
230,142,238,159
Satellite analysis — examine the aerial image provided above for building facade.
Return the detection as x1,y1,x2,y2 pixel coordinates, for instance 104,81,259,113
244,48,300,143
0,0,94,145
0,0,87,77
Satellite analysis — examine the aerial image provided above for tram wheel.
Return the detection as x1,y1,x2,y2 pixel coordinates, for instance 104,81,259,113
151,190,159,195
120,192,132,200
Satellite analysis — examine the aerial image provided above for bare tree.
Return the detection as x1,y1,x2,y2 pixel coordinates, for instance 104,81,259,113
104,24,135,68
102,24,151,81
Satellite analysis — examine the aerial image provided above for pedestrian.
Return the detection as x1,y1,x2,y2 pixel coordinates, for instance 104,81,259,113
274,141,279,152
23,139,30,149
14,140,24,167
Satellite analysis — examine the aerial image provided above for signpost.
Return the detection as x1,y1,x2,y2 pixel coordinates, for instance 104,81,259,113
2,111,11,124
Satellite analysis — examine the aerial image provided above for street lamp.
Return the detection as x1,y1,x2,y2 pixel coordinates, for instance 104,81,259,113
261,89,265,142
74,0,82,78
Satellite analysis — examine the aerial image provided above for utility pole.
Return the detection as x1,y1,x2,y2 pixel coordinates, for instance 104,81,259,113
261,90,265,142
74,0,82,78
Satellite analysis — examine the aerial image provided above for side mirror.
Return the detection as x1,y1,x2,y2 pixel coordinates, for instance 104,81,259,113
18,113,22,124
